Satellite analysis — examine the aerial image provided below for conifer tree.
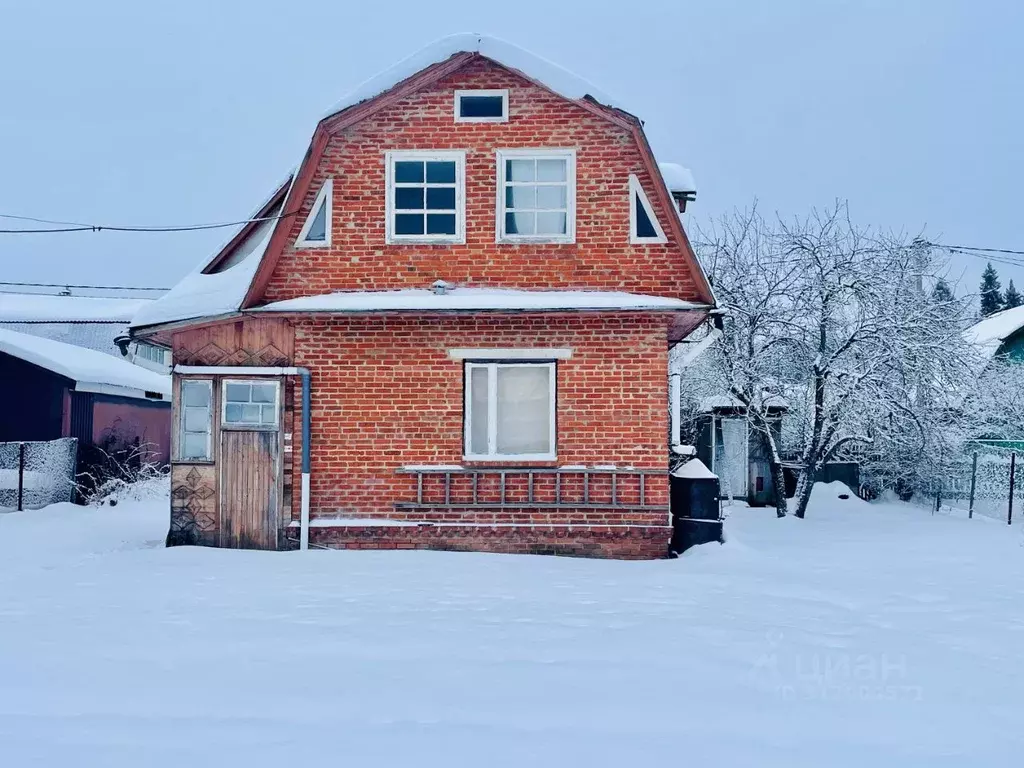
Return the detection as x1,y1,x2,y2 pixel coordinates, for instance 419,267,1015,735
1003,279,1022,309
980,263,1004,316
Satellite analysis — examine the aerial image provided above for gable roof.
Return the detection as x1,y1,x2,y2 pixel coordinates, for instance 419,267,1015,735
0,327,170,399
322,33,631,121
130,179,290,330
966,306,1024,360
131,35,715,335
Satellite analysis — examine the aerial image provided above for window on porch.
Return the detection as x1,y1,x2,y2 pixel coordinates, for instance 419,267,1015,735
179,380,212,461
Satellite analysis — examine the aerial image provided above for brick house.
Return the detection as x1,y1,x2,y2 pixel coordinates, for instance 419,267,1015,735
130,34,714,559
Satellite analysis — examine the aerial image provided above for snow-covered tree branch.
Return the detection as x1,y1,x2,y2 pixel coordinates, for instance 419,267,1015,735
692,202,980,518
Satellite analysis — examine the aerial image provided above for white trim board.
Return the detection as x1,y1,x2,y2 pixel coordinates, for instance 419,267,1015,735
628,174,667,244
448,347,572,360
75,382,166,400
295,178,332,248
174,366,302,375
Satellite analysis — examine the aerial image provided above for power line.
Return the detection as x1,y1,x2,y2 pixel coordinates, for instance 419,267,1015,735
0,280,168,292
926,242,1024,257
0,210,296,235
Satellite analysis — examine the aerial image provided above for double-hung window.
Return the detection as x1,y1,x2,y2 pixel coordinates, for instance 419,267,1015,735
496,149,576,243
179,380,212,460
385,150,465,244
464,361,556,461
222,381,279,429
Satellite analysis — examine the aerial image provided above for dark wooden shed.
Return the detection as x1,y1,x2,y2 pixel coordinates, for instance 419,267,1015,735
0,328,171,477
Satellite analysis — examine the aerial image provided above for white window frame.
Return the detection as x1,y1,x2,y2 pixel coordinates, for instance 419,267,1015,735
454,89,509,123
178,379,213,461
295,178,332,248
628,174,667,244
221,379,281,431
495,148,577,244
463,361,557,462
385,150,466,245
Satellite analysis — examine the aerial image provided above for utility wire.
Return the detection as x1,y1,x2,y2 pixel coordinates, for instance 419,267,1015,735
0,210,296,234
925,242,1024,257
0,280,169,292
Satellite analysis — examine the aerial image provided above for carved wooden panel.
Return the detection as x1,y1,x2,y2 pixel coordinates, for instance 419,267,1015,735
173,318,294,367
169,464,217,546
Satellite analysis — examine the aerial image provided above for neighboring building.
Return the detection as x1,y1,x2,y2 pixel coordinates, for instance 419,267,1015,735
130,34,715,558
0,327,172,469
670,322,786,505
966,306,1024,363
0,293,170,371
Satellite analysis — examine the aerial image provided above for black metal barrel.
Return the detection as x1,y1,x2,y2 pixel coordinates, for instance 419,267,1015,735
669,459,724,555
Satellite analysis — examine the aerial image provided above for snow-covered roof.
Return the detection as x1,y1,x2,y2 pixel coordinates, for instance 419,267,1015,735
965,306,1024,360
322,33,630,120
0,294,149,323
697,395,787,413
658,163,696,194
131,215,276,329
252,287,703,314
0,321,126,358
672,458,717,479
0,327,170,400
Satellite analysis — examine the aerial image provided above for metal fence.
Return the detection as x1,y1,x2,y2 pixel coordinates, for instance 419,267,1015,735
0,438,78,511
928,446,1024,524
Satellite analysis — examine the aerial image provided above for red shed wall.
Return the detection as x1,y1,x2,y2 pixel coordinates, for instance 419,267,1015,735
261,57,700,303
91,398,172,465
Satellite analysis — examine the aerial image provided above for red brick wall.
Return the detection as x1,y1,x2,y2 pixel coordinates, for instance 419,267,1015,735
305,524,669,560
262,57,700,302
289,312,669,525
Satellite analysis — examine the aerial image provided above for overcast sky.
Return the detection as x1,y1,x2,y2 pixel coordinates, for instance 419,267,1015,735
0,0,1020,299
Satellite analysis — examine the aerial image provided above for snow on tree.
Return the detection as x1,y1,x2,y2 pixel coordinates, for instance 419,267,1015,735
694,202,979,519
979,262,1004,316
1003,279,1022,309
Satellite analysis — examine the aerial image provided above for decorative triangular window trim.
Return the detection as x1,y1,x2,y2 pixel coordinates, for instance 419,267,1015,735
628,174,667,244
295,178,332,247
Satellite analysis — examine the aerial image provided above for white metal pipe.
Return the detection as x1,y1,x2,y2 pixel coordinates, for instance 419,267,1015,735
300,473,311,551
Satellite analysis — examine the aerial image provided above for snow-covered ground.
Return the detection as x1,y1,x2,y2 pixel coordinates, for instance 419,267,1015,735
1,483,1022,766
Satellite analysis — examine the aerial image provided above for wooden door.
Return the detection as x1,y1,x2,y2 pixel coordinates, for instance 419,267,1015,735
220,430,280,549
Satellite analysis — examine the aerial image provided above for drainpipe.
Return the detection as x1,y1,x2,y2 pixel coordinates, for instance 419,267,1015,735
298,368,312,551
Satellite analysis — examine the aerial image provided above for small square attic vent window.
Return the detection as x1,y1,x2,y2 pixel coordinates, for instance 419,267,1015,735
455,89,508,122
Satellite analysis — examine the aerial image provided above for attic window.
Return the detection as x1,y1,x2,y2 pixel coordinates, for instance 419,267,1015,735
628,174,667,244
455,89,508,123
296,179,332,247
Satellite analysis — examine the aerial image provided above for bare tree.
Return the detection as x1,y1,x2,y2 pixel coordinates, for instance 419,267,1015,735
695,202,977,518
